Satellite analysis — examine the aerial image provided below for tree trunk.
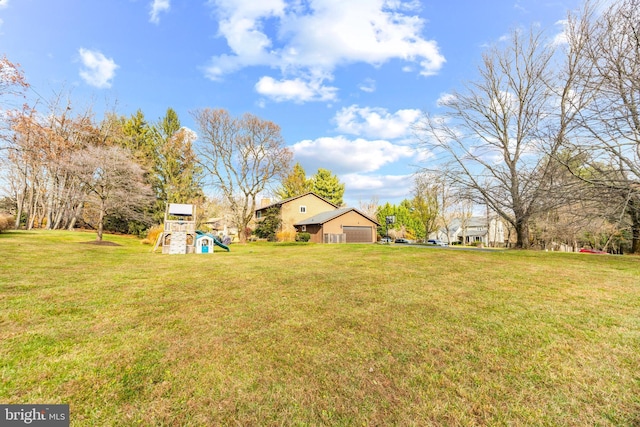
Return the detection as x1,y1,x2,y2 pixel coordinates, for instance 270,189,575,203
27,187,39,230
14,194,24,229
515,218,530,249
45,191,54,230
67,202,83,231
97,199,105,241
630,205,640,255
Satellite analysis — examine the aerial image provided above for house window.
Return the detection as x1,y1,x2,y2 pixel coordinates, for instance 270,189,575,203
256,211,262,219
301,225,306,232
300,206,306,213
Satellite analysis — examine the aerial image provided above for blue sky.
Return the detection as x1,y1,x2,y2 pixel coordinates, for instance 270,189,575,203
1,0,582,206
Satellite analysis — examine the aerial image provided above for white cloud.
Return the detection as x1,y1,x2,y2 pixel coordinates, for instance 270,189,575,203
334,105,421,140
204,0,445,102
78,48,118,89
341,173,415,204
291,136,414,174
342,172,410,192
551,19,568,46
150,0,171,24
513,0,528,14
0,0,8,9
436,93,456,107
358,78,376,93
255,75,337,103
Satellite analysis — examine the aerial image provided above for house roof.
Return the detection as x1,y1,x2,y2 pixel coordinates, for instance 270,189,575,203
256,192,339,212
448,217,487,229
464,230,488,237
294,207,381,226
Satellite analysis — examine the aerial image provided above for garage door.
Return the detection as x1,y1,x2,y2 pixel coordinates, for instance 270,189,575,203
343,226,373,243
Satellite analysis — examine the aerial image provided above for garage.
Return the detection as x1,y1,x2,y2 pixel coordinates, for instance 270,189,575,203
343,226,373,243
294,207,380,243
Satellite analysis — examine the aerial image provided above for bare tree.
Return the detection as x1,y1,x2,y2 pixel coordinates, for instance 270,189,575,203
418,26,574,248
194,108,292,243
561,0,640,253
0,55,28,117
358,196,379,220
70,144,153,241
5,95,98,230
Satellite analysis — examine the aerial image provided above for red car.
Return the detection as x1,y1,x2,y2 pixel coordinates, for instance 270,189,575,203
579,248,608,254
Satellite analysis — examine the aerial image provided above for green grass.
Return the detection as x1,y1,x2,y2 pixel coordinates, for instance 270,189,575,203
1,230,639,426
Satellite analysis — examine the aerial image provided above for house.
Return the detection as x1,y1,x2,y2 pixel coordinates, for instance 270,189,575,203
294,207,380,243
432,216,505,247
202,217,238,242
254,192,380,243
256,192,339,234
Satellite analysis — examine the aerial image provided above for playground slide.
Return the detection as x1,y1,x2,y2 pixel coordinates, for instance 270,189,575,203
196,230,230,252
213,238,230,252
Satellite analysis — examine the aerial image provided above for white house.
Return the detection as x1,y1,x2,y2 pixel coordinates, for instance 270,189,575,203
432,216,505,247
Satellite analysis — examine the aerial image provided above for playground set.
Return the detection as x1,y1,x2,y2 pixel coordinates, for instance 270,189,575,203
153,203,230,254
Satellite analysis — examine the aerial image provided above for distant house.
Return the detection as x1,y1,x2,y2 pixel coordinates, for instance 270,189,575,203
432,216,505,246
254,192,380,243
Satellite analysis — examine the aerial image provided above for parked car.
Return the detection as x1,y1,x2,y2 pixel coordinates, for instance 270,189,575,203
579,248,607,254
380,237,392,243
395,238,410,244
427,239,448,246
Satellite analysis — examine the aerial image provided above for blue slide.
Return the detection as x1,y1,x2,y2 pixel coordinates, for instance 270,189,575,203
196,231,230,252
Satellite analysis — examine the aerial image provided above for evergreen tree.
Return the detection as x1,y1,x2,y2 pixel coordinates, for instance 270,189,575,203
311,168,345,206
376,201,425,240
275,162,312,200
254,207,282,241
120,110,155,166
411,173,440,238
151,108,203,221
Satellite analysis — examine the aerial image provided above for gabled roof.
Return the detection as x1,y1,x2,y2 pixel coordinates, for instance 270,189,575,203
256,192,339,212
464,229,488,237
446,217,487,230
294,207,381,226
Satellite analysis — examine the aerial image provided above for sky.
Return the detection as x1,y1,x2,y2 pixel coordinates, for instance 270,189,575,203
0,0,584,207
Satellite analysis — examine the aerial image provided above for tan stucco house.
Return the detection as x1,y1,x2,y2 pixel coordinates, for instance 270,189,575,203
255,192,380,243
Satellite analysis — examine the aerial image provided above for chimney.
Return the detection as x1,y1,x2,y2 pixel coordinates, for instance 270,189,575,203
260,198,271,208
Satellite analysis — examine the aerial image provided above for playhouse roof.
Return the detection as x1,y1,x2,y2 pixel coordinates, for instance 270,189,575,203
168,203,194,216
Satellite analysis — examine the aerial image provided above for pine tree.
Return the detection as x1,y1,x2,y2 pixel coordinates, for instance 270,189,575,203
275,162,312,200
311,168,345,206
151,108,203,220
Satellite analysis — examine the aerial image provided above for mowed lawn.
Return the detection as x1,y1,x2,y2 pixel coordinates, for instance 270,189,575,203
1,231,639,426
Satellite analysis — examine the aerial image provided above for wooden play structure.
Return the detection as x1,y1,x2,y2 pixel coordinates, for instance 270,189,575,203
154,203,197,254
153,203,230,254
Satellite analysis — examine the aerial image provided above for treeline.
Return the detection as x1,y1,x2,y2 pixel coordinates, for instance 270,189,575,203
1,60,292,242
0,92,202,240
417,0,640,253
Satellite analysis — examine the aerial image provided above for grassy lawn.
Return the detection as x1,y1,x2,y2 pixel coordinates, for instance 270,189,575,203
1,230,639,426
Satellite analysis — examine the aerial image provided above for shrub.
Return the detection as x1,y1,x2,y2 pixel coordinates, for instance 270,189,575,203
276,230,296,242
0,213,14,233
141,224,164,245
296,232,311,242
